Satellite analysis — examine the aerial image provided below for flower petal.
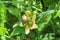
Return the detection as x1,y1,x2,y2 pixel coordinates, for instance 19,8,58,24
25,26,30,34
20,22,23,27
22,15,27,21
30,24,38,30
25,28,30,34
32,14,36,23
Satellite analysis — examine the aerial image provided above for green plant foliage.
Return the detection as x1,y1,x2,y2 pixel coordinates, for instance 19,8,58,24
7,7,21,19
0,3,8,36
54,10,60,18
0,27,7,35
9,26,25,37
0,0,60,40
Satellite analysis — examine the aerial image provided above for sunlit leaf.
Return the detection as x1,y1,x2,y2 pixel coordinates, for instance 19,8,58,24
54,10,60,18
0,27,7,35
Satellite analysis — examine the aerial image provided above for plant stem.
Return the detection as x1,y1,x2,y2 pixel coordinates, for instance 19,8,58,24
50,20,55,40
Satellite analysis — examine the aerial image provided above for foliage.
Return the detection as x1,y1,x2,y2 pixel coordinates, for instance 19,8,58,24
0,0,60,40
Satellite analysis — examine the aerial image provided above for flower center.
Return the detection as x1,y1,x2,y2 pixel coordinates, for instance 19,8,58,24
27,21,33,26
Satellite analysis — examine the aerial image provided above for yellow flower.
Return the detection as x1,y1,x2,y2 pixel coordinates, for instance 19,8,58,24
22,15,27,21
25,10,31,16
20,11,38,34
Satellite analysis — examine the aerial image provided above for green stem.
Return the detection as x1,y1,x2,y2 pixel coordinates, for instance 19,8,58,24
50,20,55,39
32,6,42,12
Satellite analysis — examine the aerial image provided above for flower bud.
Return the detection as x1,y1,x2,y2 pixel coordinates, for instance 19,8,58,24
22,15,27,21
25,1,28,5
25,10,31,16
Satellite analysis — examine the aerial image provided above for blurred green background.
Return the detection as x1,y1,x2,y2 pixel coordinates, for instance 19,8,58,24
0,0,60,40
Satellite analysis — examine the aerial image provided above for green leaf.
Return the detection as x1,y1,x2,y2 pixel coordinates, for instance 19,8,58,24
13,23,19,28
0,3,6,22
54,10,60,18
1,36,6,40
37,10,53,24
0,3,6,13
43,0,58,9
12,0,24,8
28,31,35,39
7,7,21,19
38,23,46,32
0,27,7,35
9,26,25,37
37,10,52,32
19,33,25,40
